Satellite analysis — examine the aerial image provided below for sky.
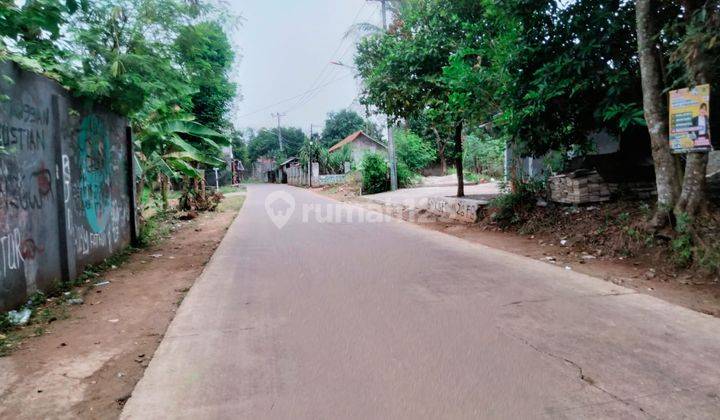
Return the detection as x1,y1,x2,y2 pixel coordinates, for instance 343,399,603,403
226,0,383,135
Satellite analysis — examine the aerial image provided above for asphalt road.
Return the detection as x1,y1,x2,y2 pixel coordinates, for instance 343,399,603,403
122,184,720,419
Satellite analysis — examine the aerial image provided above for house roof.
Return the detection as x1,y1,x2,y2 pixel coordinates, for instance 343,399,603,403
279,156,299,167
328,130,386,153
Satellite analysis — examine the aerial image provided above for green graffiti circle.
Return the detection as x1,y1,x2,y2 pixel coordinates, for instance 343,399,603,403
78,115,112,234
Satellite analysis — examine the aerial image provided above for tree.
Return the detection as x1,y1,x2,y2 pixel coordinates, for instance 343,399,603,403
356,0,494,196
248,127,307,162
635,0,681,226
175,21,237,130
634,0,720,223
230,128,249,168
135,108,229,209
321,110,365,147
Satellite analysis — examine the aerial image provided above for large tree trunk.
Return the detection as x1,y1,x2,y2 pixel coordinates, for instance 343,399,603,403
674,1,711,217
636,0,681,227
675,153,708,216
454,122,464,197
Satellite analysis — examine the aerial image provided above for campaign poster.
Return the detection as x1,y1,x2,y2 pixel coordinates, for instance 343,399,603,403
669,84,712,153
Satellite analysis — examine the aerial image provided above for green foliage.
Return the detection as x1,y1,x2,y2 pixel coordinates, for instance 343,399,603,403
248,127,307,162
360,152,389,194
488,178,545,227
0,0,239,205
463,132,505,178
396,160,416,188
230,129,250,168
0,312,12,333
175,21,237,130
394,129,436,173
356,1,498,195
326,145,352,174
135,110,228,181
484,0,644,156
672,213,694,268
321,110,366,147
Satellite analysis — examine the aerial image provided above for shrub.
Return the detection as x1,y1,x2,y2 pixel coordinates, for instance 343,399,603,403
672,213,694,268
360,152,389,194
395,129,436,173
397,161,416,188
488,178,546,227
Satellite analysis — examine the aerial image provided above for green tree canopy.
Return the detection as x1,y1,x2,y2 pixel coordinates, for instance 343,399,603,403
321,109,365,147
248,127,307,162
175,21,237,130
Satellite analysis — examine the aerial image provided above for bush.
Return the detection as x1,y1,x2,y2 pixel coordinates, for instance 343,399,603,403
395,129,436,173
397,161,416,188
488,178,546,227
360,152,389,194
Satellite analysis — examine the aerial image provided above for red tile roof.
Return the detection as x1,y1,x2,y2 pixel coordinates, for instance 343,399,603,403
328,130,385,153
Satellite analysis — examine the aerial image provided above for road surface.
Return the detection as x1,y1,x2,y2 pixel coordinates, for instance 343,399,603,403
365,182,500,207
122,184,720,419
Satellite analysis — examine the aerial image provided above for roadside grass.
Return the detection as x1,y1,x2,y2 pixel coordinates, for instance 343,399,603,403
218,195,245,213
217,185,246,195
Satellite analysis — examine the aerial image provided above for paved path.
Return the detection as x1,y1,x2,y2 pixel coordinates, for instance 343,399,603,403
122,184,720,419
365,182,500,207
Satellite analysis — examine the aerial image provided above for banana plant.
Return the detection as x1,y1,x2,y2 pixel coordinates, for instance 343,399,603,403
135,112,229,209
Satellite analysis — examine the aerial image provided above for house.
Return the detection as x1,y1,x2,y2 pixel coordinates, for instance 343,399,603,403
328,131,387,165
278,156,303,185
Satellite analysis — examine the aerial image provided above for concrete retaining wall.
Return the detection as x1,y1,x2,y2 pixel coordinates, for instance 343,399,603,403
316,174,347,186
0,62,136,310
425,196,485,223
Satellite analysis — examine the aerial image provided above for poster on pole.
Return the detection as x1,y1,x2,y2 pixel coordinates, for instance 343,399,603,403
669,84,712,153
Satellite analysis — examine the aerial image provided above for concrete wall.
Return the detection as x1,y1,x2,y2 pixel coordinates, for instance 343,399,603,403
316,174,347,186
0,62,135,310
350,136,387,165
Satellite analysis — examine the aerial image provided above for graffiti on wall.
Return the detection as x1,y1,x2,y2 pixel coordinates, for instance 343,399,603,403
77,114,112,234
0,99,49,152
0,63,134,310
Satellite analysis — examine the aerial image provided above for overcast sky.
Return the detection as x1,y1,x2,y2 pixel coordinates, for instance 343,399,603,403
226,0,382,134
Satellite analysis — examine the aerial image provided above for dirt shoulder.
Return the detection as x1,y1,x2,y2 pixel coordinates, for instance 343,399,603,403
318,186,720,318
0,195,244,419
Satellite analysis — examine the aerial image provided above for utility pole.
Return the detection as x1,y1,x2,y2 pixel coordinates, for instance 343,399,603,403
369,0,388,30
368,0,398,190
271,112,286,153
308,124,314,188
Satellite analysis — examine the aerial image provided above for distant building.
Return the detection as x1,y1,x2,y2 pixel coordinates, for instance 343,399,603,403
328,131,387,165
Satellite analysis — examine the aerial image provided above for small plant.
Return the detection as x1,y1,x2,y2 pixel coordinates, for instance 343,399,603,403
671,213,694,268
27,291,47,307
624,227,640,240
617,212,630,224
0,313,12,333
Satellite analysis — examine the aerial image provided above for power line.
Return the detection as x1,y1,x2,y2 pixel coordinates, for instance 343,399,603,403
282,2,368,113
237,73,352,119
